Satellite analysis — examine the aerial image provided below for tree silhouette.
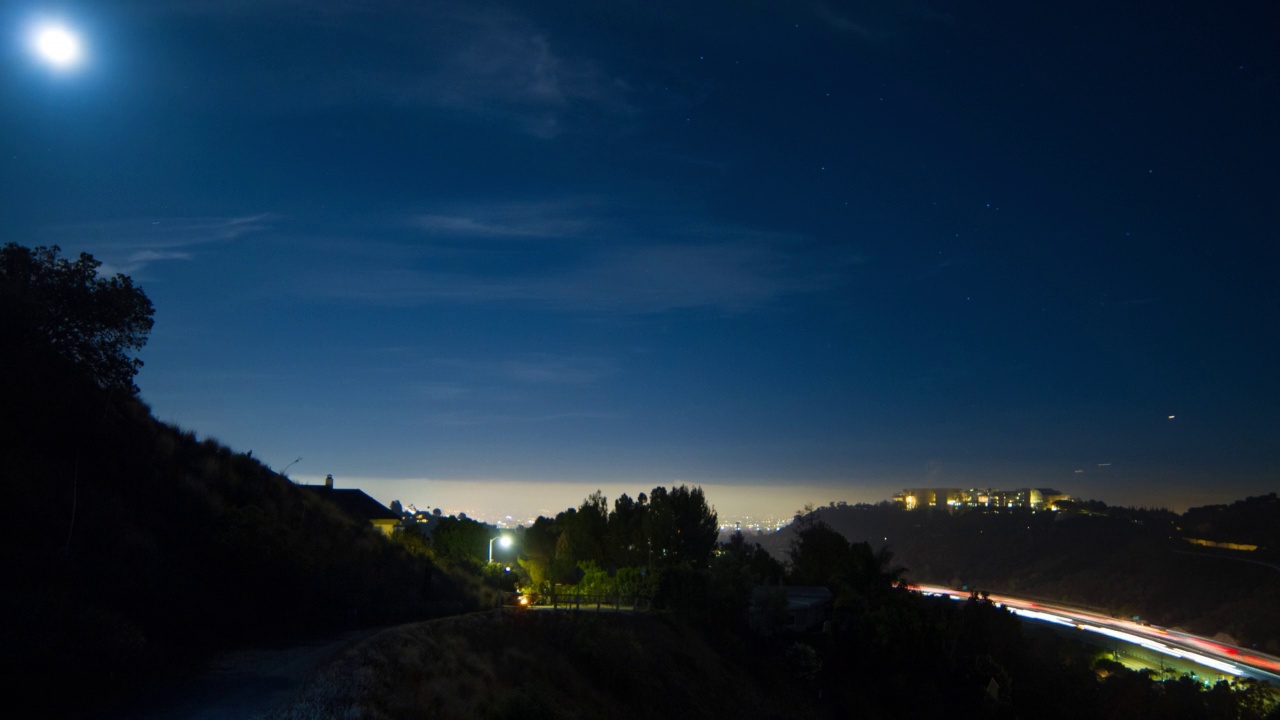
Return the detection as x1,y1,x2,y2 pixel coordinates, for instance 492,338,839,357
430,515,491,564
789,520,907,611
647,485,718,569
788,520,851,586
1,243,154,394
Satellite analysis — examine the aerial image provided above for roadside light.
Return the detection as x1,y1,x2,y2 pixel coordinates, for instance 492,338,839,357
518,596,529,606
488,534,514,563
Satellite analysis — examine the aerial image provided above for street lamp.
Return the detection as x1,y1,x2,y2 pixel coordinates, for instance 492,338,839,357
488,534,512,563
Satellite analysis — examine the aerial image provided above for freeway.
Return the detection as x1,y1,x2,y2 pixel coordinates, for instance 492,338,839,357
911,584,1280,686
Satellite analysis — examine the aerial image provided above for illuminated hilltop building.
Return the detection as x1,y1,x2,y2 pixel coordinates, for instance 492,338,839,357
893,487,1071,511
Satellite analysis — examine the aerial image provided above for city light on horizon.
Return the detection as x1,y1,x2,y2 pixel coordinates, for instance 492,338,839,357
289,473,1270,529
296,475,898,527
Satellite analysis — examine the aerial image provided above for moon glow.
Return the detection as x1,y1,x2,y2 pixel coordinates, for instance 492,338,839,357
31,24,83,69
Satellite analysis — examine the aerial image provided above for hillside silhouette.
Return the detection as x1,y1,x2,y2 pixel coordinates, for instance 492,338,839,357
1,290,481,717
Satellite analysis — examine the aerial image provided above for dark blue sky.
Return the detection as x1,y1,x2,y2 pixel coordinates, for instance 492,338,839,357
4,0,1277,515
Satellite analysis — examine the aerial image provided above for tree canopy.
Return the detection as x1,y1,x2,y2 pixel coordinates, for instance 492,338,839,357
1,243,154,394
514,484,721,595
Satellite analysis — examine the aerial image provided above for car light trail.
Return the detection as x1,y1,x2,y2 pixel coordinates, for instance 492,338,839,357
910,585,1275,682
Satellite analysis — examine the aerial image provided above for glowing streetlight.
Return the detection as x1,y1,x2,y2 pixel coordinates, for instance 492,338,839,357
29,22,84,70
488,534,512,564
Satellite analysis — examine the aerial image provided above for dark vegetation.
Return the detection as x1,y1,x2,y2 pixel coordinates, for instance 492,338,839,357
5,243,1277,719
395,484,748,618
1,243,153,394
759,499,1280,652
781,519,1279,719
282,500,1280,719
1,245,486,718
512,486,724,605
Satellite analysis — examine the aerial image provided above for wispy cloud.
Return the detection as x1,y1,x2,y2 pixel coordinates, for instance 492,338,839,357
421,409,622,427
404,356,620,426
461,355,618,386
1105,297,1159,309
422,9,632,138
39,214,274,276
814,0,953,44
917,257,961,280
815,3,877,41
295,208,862,315
412,200,597,238
410,382,472,401
574,239,858,313
104,250,194,276
128,0,384,19
137,1,630,138
303,240,858,314
51,214,273,248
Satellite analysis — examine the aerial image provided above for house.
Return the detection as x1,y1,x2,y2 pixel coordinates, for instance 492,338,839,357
303,475,401,536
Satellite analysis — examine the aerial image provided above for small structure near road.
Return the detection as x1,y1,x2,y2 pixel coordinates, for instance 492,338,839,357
302,475,401,536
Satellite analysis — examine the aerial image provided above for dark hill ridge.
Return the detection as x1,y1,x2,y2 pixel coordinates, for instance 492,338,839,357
1181,494,1280,549
0,347,483,719
759,501,1280,652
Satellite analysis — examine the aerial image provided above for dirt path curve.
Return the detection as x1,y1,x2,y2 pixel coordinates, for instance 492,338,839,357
100,627,384,720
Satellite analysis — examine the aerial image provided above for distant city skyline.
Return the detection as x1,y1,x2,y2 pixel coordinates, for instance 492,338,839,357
296,473,1260,528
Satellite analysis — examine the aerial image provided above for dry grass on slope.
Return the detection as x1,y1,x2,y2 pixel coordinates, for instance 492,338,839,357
271,610,811,720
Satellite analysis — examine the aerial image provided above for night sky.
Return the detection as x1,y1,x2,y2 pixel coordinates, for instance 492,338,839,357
4,1,1277,518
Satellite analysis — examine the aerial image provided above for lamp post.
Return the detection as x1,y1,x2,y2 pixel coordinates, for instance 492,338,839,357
488,534,512,564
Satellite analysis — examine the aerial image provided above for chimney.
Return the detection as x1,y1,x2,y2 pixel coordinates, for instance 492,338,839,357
324,474,334,490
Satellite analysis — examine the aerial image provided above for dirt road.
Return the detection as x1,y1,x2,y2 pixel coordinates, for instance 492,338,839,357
99,628,382,720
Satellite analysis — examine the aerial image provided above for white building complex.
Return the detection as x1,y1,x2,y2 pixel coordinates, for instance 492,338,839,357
892,487,1071,511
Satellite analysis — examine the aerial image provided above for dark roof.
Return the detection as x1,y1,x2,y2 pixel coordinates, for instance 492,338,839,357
303,486,401,523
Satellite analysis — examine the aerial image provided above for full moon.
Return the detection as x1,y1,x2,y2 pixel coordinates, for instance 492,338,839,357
31,24,83,69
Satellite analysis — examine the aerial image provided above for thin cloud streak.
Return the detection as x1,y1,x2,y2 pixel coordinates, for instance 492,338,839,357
813,0,954,44
410,382,471,401
39,215,275,276
301,242,855,314
295,210,863,314
419,409,623,428
425,355,618,386
103,250,194,276
412,200,597,238
404,356,619,417
815,3,877,42
426,9,632,138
